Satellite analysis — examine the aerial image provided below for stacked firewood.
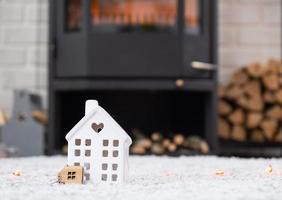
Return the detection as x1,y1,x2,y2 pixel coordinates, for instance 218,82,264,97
218,59,282,143
130,129,209,155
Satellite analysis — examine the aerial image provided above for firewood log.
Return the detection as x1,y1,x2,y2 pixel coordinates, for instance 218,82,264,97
184,136,209,153
275,129,282,143
228,109,244,125
243,80,261,98
237,96,249,109
173,134,185,146
136,138,152,149
266,105,282,120
279,62,282,74
262,73,279,91
231,125,246,142
275,89,282,104
218,85,226,98
150,143,165,155
230,69,249,86
218,100,232,116
260,118,278,141
131,144,146,155
247,96,263,111
279,76,282,85
250,129,265,143
162,139,171,149
167,142,177,152
236,95,263,111
225,85,244,100
132,129,152,150
151,132,162,142
246,62,264,78
246,112,263,129
265,59,280,74
199,141,210,154
218,118,230,139
263,91,276,104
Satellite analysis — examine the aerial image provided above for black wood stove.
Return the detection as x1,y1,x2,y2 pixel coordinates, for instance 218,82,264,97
48,0,218,154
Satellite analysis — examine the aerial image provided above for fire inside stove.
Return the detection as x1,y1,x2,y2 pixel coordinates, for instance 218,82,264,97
66,0,200,33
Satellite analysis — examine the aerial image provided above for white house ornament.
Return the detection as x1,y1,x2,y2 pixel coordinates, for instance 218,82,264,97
65,100,132,184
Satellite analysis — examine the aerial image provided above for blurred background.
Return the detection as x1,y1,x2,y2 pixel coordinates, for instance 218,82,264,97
0,0,281,158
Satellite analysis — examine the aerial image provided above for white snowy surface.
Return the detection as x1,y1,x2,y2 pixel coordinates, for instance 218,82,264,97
1,156,282,200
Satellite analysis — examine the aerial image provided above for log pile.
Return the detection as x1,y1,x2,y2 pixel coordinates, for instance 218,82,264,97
218,59,282,143
130,129,209,155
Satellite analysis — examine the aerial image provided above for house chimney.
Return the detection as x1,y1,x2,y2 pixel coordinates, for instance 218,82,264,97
85,100,99,115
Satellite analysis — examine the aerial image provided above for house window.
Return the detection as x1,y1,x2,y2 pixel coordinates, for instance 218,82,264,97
113,150,119,157
85,150,91,157
67,171,76,180
74,162,80,166
85,139,91,146
103,139,109,146
101,174,107,181
112,164,118,171
85,173,90,180
84,162,90,170
102,163,108,170
75,139,81,146
90,0,177,32
113,140,119,147
75,149,80,156
112,174,117,182
102,150,108,157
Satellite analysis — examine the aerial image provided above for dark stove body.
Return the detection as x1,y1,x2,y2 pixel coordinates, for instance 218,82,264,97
48,0,218,154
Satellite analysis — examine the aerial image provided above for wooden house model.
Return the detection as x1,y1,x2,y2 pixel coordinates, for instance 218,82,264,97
58,165,84,184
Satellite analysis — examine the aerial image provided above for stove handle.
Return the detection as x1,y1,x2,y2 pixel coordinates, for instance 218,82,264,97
191,61,217,71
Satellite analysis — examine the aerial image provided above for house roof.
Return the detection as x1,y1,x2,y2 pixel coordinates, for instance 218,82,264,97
65,101,132,144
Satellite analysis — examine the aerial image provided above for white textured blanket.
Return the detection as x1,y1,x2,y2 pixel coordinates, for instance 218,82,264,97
0,156,282,200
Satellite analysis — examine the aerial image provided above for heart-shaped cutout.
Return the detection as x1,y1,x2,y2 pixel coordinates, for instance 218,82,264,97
91,122,104,133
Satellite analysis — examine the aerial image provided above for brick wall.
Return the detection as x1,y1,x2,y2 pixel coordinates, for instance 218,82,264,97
219,0,281,82
0,0,48,112
0,0,281,112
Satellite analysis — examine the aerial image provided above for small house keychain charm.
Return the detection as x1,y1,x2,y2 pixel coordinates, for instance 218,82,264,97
65,100,132,184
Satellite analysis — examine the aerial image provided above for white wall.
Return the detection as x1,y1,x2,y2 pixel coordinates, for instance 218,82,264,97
219,0,281,82
0,0,48,112
0,0,281,112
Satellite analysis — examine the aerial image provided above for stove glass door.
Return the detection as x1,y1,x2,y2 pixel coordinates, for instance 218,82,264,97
90,0,177,33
